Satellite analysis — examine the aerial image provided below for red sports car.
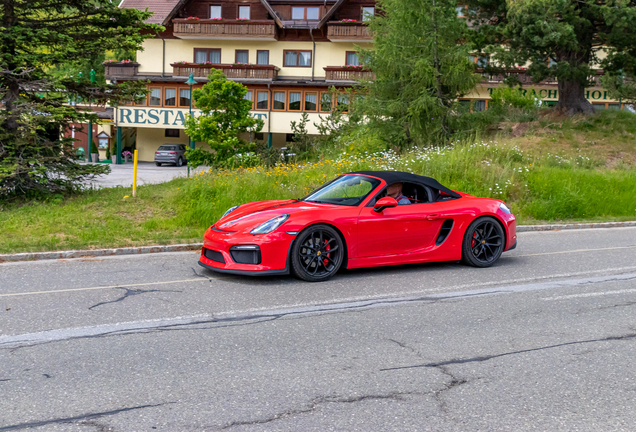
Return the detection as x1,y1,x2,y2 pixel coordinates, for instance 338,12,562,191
199,171,517,282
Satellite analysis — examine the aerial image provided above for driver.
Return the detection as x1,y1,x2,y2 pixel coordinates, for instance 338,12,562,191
387,182,411,205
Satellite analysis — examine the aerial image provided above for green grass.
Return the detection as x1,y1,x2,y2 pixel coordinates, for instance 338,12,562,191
1,111,635,254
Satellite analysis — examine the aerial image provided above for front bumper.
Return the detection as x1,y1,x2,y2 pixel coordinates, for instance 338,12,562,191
198,228,294,275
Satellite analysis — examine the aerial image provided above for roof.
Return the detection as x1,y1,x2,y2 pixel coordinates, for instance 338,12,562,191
350,171,461,198
118,0,183,25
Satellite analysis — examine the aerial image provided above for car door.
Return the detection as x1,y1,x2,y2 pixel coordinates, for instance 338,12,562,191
356,203,446,258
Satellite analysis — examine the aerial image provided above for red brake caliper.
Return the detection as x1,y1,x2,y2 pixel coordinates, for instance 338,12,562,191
471,231,478,248
324,240,330,266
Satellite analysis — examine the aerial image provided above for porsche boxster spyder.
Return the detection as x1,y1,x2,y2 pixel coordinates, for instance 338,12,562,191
199,171,517,282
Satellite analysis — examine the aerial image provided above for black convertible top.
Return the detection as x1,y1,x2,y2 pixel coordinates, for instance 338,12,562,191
350,171,461,198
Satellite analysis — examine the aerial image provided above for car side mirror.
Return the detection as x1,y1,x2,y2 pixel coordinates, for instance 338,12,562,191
374,196,398,213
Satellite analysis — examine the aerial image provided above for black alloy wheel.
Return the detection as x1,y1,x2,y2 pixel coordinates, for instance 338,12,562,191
177,157,184,167
291,224,344,282
461,216,505,268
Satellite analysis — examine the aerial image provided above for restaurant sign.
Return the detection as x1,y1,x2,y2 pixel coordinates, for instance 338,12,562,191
117,107,267,129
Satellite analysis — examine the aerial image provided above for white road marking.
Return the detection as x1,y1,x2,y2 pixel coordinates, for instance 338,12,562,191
541,288,636,301
2,272,636,349
515,245,636,257
0,278,207,298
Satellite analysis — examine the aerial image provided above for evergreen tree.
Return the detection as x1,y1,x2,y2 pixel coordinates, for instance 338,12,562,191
468,0,636,115
184,70,264,168
0,0,160,199
358,0,480,147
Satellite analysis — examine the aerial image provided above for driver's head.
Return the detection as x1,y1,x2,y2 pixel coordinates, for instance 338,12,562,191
386,182,403,198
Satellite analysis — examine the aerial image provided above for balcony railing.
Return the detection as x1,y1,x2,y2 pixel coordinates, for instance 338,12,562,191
327,22,372,41
172,63,280,80
173,19,277,40
324,66,375,81
103,62,139,80
480,69,603,87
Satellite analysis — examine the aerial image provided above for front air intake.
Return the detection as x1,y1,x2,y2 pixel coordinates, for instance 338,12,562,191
230,245,262,265
435,219,454,245
204,248,225,263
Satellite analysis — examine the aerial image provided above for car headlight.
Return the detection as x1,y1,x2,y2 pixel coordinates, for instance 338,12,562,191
499,203,511,214
222,205,239,218
250,215,289,235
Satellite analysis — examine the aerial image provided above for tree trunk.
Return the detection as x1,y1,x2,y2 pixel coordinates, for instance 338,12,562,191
556,79,595,115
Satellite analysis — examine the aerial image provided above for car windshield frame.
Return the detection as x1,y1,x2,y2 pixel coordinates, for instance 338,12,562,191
302,174,381,207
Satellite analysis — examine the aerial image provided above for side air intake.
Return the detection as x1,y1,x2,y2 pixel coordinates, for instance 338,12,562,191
435,219,454,245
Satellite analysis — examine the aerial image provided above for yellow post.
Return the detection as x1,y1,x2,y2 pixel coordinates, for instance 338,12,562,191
132,149,139,198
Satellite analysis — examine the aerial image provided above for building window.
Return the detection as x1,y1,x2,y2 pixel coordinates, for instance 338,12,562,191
607,103,621,110
149,88,162,106
362,7,374,21
456,5,466,17
346,52,359,66
337,94,349,112
255,133,264,140
244,90,253,109
238,5,250,19
257,50,269,65
235,50,249,64
320,92,332,112
195,48,221,64
284,50,312,67
304,92,317,111
180,89,191,107
469,55,489,67
292,7,319,20
286,133,295,142
256,91,269,109
289,92,301,111
474,100,486,111
210,5,222,19
273,91,286,110
135,92,147,106
165,129,180,137
164,88,176,106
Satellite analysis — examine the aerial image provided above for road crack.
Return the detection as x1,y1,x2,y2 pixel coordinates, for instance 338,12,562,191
89,287,182,310
220,393,410,430
0,403,170,431
381,332,636,371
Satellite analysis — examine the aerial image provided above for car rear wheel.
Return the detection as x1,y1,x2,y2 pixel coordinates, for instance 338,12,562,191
177,157,183,167
155,162,161,167
291,224,344,282
461,216,505,268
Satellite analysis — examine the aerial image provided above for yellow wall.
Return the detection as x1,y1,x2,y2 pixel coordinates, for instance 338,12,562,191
137,38,372,78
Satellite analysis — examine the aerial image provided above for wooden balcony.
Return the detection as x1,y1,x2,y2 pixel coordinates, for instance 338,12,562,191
103,62,139,80
324,66,375,82
172,63,280,80
480,69,603,87
173,19,277,40
327,22,372,42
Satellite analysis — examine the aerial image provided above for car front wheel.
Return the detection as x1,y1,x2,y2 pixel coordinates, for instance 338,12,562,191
461,216,505,268
291,224,344,282
177,157,183,167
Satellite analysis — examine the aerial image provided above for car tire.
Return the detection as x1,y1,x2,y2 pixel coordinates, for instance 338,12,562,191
155,162,161,167
177,157,183,167
291,224,344,282
461,216,505,268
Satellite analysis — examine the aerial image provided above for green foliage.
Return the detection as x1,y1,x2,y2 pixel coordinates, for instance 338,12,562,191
289,112,315,159
184,69,264,168
489,87,540,111
469,0,636,115
0,0,161,199
358,0,480,147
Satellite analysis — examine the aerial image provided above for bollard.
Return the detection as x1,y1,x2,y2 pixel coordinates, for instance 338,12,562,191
132,149,139,197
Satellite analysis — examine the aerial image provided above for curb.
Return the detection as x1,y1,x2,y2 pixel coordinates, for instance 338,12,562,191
1,221,635,264
0,243,203,264
516,221,636,232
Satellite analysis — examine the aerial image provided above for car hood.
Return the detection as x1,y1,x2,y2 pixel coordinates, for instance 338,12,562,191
214,199,338,232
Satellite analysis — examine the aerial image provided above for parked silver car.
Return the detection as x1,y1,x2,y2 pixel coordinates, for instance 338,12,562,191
154,144,187,167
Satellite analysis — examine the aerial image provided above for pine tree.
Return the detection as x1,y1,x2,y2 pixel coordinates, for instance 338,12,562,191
0,0,161,198
358,0,480,147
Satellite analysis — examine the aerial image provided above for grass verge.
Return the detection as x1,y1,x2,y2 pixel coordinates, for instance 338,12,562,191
1,111,635,254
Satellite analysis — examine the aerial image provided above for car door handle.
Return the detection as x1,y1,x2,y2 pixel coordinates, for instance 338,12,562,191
426,213,441,221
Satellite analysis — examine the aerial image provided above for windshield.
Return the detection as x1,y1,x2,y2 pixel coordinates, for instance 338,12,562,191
158,145,175,151
303,175,381,206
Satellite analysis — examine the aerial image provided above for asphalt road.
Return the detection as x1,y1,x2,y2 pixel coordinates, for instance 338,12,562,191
1,227,636,431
